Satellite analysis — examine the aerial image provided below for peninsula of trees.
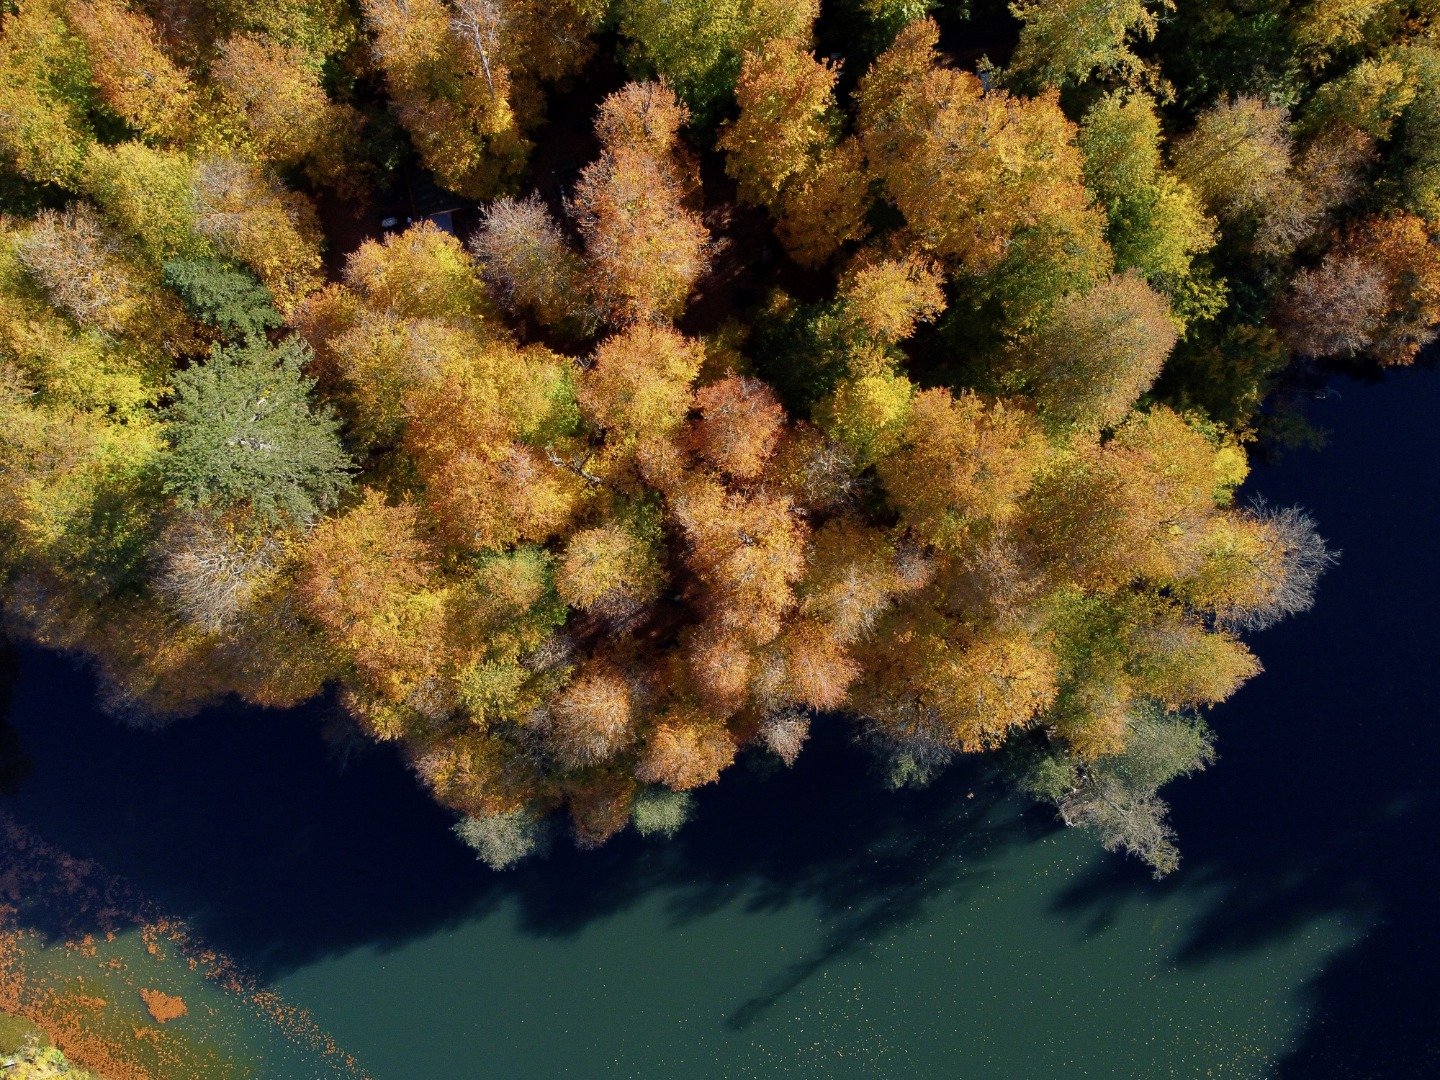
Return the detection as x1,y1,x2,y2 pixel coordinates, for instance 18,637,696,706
4,0,1426,875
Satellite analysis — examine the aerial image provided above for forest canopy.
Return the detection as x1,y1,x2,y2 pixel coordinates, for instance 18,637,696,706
7,0,1418,877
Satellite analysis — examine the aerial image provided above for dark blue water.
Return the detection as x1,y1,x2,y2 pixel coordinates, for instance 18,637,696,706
2,367,1438,1077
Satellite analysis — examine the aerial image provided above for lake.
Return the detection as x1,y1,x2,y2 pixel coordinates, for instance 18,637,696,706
2,365,1438,1078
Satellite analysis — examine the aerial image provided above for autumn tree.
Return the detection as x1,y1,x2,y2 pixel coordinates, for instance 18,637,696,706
1017,408,1246,593
687,374,786,480
555,512,664,612
757,709,810,765
190,156,325,310
1281,213,1440,364
669,476,808,644
82,142,324,309
756,255,943,421
152,510,280,632
1007,0,1161,91
547,661,635,768
631,786,694,835
565,772,637,847
720,41,869,265
877,389,1048,550
454,809,550,869
854,603,1060,755
362,0,599,198
11,205,191,350
342,219,490,322
361,0,529,198
471,195,589,329
292,491,442,736
1281,253,1389,359
572,82,711,324
614,0,817,124
857,19,1109,284
1172,96,1319,257
720,42,837,206
635,708,737,789
210,33,360,187
204,0,360,63
291,222,494,447
1212,501,1336,631
1373,45,1440,223
0,363,167,596
402,342,585,553
80,142,207,263
798,516,915,643
66,0,199,144
1005,272,1178,429
0,7,1357,877
0,0,98,187
1291,0,1398,67
1172,497,1336,635
579,322,703,439
837,256,946,346
814,368,915,467
1302,52,1419,148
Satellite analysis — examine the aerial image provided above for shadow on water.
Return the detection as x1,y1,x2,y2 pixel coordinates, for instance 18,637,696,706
0,642,33,798
1051,364,1440,1077
0,641,1043,1029
5,366,1440,1073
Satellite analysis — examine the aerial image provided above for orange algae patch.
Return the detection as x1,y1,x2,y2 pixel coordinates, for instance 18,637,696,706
21,983,159,1080
0,813,372,1078
139,989,187,1024
69,934,98,958
139,926,166,960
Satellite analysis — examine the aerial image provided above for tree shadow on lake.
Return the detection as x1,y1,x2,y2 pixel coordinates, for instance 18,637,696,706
0,642,33,798
0,642,1042,1031
1048,366,1440,1078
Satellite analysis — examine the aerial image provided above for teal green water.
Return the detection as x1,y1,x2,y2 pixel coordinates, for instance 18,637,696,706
277,828,1352,1078
6,368,1440,1077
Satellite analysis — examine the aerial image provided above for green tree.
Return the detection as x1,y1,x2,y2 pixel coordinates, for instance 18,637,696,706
1014,705,1216,877
454,809,551,869
162,258,282,339
631,786,695,837
161,336,352,526
1078,92,1217,313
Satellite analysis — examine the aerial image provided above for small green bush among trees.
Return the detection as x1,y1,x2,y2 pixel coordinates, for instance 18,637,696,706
9,0,1432,877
